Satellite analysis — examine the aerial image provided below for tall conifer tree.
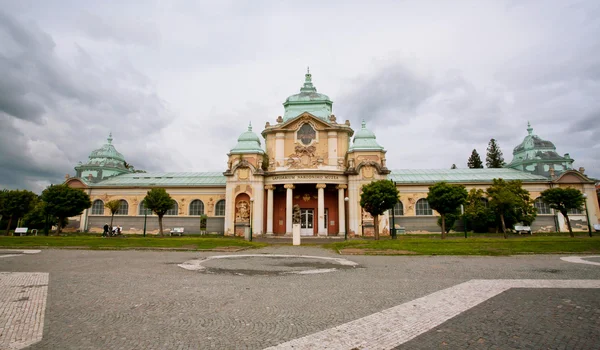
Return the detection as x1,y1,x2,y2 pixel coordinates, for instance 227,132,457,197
486,139,505,168
467,149,484,168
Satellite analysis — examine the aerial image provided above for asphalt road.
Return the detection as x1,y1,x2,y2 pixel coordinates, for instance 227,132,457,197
0,247,598,349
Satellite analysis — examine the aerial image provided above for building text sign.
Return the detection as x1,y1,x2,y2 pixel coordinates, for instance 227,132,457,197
270,175,341,181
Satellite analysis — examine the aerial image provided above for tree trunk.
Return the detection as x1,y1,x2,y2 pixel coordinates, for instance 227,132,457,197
564,212,574,237
110,214,115,234
373,214,380,240
57,217,63,234
500,213,507,239
6,215,13,236
441,214,446,239
158,215,164,237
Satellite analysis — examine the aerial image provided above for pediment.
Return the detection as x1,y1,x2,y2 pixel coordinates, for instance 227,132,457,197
277,112,332,131
554,170,594,184
65,177,88,188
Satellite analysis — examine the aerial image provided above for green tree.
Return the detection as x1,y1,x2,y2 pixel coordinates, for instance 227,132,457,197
467,149,484,168
427,182,468,239
464,189,495,233
1,190,38,235
540,187,585,237
143,188,175,237
437,211,460,234
360,180,400,240
486,179,535,238
486,139,505,168
23,201,65,230
41,184,91,233
104,200,122,231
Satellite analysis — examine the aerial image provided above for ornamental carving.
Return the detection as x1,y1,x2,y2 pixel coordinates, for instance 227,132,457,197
362,166,374,179
238,168,249,180
287,145,322,169
235,200,250,222
302,193,311,202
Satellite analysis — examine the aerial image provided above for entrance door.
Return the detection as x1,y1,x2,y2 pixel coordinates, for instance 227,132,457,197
300,209,314,236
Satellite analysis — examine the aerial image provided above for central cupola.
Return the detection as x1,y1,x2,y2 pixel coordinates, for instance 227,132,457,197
282,69,333,121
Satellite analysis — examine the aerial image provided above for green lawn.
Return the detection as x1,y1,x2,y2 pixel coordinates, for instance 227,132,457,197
326,234,600,256
0,235,266,250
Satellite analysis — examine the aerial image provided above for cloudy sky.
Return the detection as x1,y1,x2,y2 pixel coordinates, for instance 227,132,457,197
1,0,599,193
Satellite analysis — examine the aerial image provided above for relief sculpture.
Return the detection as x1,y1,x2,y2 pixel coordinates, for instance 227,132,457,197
287,145,321,169
235,200,250,222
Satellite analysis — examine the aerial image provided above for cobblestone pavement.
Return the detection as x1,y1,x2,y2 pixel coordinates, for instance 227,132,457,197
0,246,597,349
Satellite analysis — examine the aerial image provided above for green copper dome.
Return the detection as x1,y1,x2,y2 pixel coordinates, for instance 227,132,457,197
283,69,333,121
75,133,134,182
507,122,573,177
88,133,126,162
349,120,384,151
230,123,265,154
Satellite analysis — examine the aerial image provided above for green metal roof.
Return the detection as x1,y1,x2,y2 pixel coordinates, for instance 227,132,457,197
91,172,226,187
389,168,549,184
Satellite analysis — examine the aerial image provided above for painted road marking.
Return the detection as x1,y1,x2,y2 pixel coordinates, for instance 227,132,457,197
179,254,359,274
0,272,49,350
0,250,41,259
561,256,600,266
264,279,600,350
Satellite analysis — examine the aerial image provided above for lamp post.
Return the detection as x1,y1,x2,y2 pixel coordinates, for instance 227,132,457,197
249,197,254,242
143,211,147,237
583,193,592,237
344,196,349,241
461,204,467,239
390,180,397,240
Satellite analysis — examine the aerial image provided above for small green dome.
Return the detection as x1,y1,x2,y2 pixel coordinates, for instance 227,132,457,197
88,133,126,163
75,133,133,182
230,123,265,154
507,122,574,177
349,120,384,151
282,69,333,121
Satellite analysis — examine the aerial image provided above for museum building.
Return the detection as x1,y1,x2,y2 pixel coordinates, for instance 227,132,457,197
65,72,600,235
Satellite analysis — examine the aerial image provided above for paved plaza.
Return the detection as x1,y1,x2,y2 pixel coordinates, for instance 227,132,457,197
0,247,599,349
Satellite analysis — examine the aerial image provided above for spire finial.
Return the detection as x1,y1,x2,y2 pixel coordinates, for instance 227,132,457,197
248,121,252,132
107,132,113,144
527,121,533,135
300,67,316,92
361,119,366,129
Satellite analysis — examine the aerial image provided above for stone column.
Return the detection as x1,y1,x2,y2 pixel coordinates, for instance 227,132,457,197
265,185,275,235
337,185,347,236
317,183,327,236
284,184,295,234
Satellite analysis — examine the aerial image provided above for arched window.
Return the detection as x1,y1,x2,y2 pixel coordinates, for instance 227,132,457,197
480,198,489,207
568,207,583,215
534,197,551,215
390,201,403,216
116,200,128,215
138,201,154,215
91,200,104,215
166,201,178,216
416,198,432,216
189,200,205,216
215,200,226,216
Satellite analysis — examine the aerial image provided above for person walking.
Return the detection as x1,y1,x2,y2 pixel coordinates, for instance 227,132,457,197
103,223,109,238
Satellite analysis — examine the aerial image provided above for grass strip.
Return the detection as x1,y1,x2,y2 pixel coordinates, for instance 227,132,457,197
0,236,267,250
326,236,600,256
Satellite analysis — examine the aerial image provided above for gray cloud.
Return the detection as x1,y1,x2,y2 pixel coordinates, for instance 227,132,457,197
0,10,175,192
